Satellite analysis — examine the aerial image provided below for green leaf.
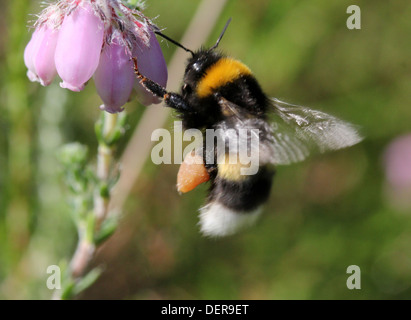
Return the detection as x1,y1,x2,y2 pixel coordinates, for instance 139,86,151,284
123,0,146,11
94,216,118,245
58,143,88,168
94,112,104,145
85,213,96,244
105,113,127,146
60,280,76,300
72,268,103,296
99,183,110,199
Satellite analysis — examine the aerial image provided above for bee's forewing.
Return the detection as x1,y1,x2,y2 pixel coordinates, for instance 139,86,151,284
268,98,363,165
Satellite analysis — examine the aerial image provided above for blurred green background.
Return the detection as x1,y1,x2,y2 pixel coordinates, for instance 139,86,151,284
0,0,410,299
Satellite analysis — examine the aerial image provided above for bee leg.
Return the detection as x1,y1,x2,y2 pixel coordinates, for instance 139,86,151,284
132,57,192,113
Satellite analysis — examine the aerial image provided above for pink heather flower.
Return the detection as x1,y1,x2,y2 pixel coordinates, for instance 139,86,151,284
24,28,40,82
24,25,59,86
384,134,411,189
133,26,168,106
24,0,168,112
55,2,105,92
94,31,136,113
384,133,411,210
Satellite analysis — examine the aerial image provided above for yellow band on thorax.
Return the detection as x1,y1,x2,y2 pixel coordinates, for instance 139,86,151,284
196,58,252,98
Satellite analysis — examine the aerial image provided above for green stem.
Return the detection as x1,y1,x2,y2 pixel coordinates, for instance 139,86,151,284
95,112,118,227
57,112,121,299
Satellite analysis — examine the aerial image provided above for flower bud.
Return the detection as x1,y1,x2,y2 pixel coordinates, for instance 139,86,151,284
94,32,135,113
55,3,105,92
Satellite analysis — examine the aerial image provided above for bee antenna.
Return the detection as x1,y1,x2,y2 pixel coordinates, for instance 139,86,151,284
211,17,232,50
154,30,194,56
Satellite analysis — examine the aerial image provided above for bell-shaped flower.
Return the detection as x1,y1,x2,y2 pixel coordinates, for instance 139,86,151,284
133,26,168,106
384,133,411,210
24,25,59,86
94,32,136,113
385,134,411,189
24,28,40,82
24,0,169,113
54,3,105,92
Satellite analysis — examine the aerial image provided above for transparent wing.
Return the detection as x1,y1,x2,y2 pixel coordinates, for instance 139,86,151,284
216,96,363,166
265,118,310,165
268,97,363,165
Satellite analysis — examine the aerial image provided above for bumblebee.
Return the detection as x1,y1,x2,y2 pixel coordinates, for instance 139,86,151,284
133,19,362,237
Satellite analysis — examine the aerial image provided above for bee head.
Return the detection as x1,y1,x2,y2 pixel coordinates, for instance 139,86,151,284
154,18,232,99
182,49,222,98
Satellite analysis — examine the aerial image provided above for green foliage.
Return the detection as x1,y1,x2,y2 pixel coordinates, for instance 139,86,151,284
123,0,146,11
95,112,127,147
94,216,119,245
59,264,103,300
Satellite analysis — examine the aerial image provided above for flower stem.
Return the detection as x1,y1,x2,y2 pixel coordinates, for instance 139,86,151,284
95,112,118,228
56,111,123,299
69,235,95,279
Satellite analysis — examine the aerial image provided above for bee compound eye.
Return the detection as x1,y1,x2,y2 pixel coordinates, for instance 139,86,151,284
192,61,202,72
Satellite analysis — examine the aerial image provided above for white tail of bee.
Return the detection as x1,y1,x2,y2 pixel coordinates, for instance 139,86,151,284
198,202,262,237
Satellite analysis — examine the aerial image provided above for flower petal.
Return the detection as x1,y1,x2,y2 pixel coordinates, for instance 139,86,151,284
34,26,59,86
385,134,411,188
24,28,41,83
94,33,135,113
55,3,104,92
133,27,168,105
